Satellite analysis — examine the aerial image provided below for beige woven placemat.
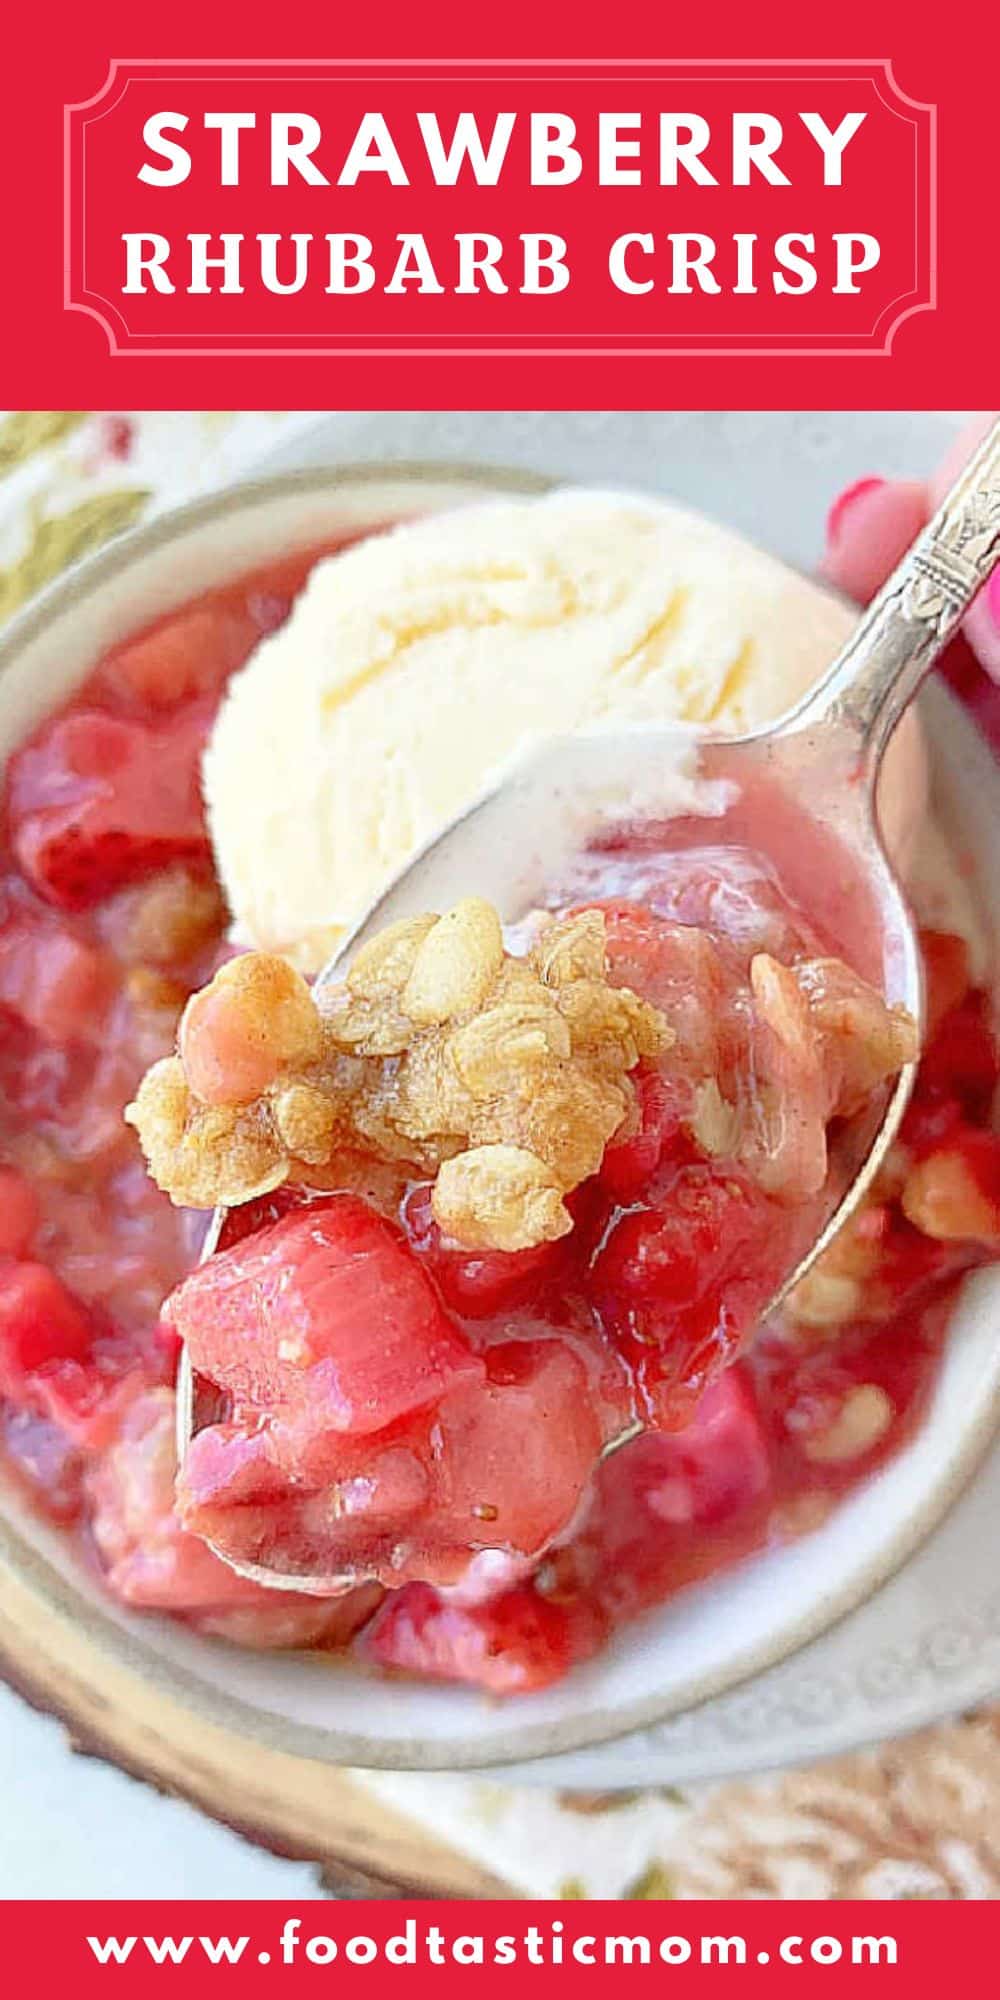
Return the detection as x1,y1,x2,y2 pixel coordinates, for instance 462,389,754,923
1,407,996,1901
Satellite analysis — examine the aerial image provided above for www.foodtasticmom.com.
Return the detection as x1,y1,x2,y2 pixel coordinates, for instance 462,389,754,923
85,1917,899,1970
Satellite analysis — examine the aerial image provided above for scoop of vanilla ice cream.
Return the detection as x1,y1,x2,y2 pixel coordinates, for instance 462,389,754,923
204,489,925,972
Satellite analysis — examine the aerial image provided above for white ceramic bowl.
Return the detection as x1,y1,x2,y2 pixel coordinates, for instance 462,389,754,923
1,464,998,1774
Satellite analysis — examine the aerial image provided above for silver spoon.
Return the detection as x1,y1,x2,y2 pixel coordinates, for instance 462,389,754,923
178,420,1000,1594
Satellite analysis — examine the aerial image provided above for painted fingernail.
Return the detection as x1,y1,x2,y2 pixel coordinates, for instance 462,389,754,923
820,478,928,607
825,477,885,546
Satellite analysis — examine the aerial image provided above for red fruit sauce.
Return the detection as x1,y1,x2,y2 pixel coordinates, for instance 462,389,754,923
1,538,998,1692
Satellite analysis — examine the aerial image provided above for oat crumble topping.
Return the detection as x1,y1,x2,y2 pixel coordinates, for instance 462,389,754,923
126,902,672,1249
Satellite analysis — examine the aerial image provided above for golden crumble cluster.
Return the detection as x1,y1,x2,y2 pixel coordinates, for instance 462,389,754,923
126,900,671,1251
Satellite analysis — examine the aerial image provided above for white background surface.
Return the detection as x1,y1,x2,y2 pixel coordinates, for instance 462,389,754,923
0,1680,326,1896
0,407,984,1896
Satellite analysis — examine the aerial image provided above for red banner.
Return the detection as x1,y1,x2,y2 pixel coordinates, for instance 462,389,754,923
6,1900,1000,1993
64,59,934,361
0,0,995,406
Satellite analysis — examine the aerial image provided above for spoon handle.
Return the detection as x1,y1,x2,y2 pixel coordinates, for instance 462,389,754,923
789,418,1000,763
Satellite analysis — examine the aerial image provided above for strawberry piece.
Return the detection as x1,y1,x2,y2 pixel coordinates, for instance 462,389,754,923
598,1063,691,1201
401,1182,564,1317
591,1163,779,1428
756,1292,951,1494
557,1372,773,1623
900,1085,966,1161
165,1194,483,1437
363,1580,606,1694
7,707,212,909
621,1371,771,1531
920,929,970,1036
917,990,998,1121
598,900,729,1071
0,1257,147,1447
0,1260,94,1395
901,979,998,1158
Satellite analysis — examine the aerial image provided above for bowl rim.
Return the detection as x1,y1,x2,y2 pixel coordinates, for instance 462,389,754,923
0,459,551,671
0,457,998,1775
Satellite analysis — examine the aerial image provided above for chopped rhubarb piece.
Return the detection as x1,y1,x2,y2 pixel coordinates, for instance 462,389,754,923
87,1391,256,1607
363,1580,606,1693
180,1489,333,1586
96,556,317,711
402,1182,564,1316
431,1340,601,1556
87,1387,357,1636
100,607,261,710
196,1581,384,1652
0,1260,93,1395
165,1195,484,1436
179,1417,434,1585
181,1340,601,1587
0,1405,85,1522
598,900,729,1077
7,707,212,909
0,908,117,1042
268,1419,433,1521
29,1356,145,1451
0,1168,40,1258
179,1422,290,1512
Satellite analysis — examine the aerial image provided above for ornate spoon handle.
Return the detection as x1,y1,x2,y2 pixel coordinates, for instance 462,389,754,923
787,419,1000,763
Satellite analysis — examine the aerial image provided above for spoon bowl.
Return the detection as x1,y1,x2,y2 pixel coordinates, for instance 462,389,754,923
179,421,1000,1594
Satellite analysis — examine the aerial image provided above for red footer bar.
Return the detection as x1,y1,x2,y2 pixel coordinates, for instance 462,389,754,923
4,1901,995,1993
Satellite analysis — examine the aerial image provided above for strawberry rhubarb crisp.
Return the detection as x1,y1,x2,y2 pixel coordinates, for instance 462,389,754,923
2,543,999,1693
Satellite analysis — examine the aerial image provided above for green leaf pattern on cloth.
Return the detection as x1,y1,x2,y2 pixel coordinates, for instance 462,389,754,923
0,492,149,621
